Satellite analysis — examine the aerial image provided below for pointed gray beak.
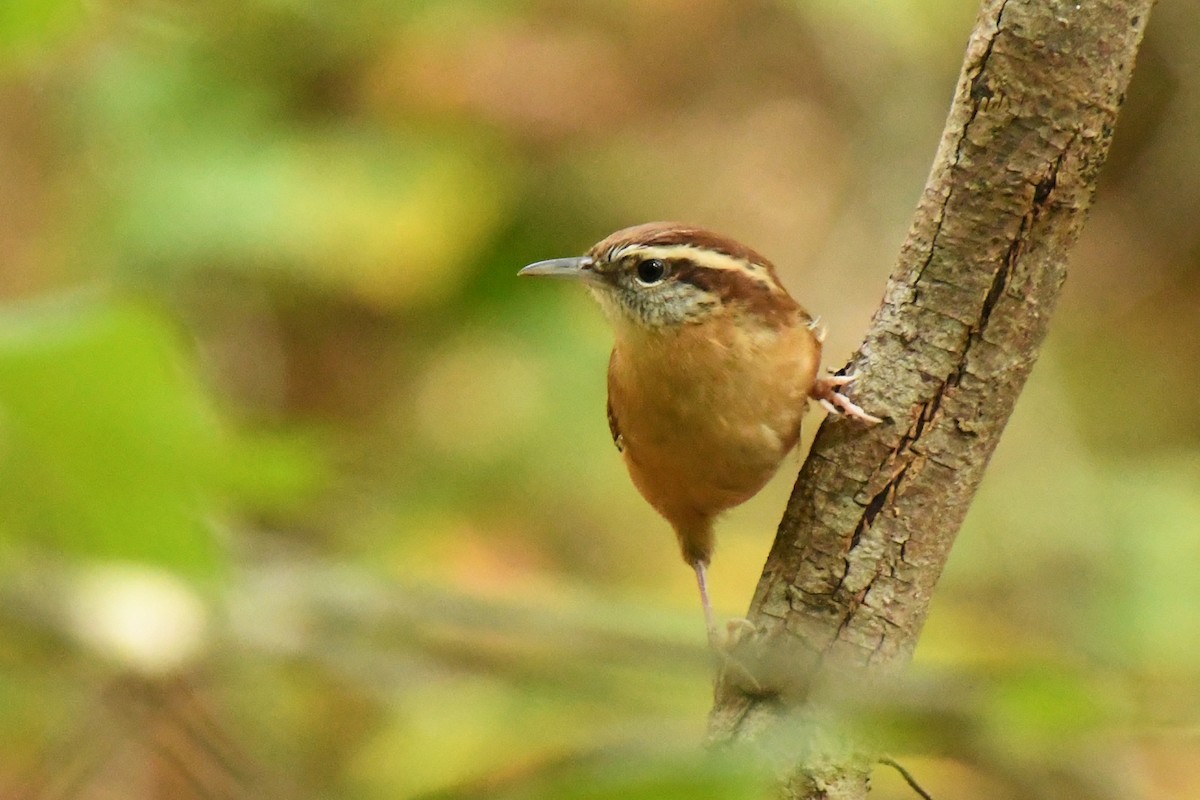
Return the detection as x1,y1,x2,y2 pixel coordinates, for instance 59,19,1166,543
517,256,598,282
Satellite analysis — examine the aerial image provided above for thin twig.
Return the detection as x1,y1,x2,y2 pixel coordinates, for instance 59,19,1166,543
879,756,934,800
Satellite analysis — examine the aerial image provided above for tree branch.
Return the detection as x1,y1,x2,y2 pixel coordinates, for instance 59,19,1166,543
707,1,1154,796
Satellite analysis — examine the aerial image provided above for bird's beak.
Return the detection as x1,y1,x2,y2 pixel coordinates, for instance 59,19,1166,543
517,256,599,283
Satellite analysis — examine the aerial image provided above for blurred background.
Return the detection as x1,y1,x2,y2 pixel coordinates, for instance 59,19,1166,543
1,1,1197,798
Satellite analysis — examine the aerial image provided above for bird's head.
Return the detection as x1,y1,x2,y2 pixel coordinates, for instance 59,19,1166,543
519,222,803,331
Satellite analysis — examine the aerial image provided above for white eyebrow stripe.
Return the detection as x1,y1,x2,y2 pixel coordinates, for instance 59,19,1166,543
612,244,765,275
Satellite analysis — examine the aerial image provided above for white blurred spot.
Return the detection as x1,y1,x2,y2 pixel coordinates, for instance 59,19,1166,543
67,563,208,675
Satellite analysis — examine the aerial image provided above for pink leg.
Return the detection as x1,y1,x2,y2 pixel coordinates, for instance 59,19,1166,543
693,561,717,643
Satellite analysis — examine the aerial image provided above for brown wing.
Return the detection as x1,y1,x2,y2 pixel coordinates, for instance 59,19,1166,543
606,395,624,452
605,350,624,452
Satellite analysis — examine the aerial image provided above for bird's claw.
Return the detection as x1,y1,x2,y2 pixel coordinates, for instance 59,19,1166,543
714,617,757,651
711,618,765,695
812,373,882,424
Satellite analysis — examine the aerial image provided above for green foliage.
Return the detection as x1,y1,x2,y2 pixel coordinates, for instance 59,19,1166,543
0,0,1197,797
0,0,84,67
0,294,321,576
453,748,771,800
0,295,225,575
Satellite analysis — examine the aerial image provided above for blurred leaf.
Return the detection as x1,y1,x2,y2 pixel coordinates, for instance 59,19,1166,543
0,293,224,577
116,127,512,308
416,742,770,800
496,749,770,800
74,41,517,307
222,428,328,513
0,0,85,67
1101,458,1200,669
983,665,1113,755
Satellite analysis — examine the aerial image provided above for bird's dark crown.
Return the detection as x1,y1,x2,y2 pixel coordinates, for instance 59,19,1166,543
584,222,802,328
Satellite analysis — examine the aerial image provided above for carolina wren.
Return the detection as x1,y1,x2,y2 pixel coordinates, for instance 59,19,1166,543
520,222,878,642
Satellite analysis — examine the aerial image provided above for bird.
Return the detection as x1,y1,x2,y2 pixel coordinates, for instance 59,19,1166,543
519,222,879,644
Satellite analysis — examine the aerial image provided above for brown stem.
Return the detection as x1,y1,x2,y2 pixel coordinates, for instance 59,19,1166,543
707,1,1154,797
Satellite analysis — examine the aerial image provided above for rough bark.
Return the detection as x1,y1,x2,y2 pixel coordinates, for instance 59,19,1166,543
707,1,1154,797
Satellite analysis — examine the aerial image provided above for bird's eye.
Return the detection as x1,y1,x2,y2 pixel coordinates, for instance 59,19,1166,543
635,258,667,285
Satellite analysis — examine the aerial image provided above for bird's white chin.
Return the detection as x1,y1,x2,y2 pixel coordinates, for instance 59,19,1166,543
588,283,713,331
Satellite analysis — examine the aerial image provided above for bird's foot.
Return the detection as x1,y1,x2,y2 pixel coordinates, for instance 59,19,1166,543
713,617,757,651
710,618,766,695
812,374,882,424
